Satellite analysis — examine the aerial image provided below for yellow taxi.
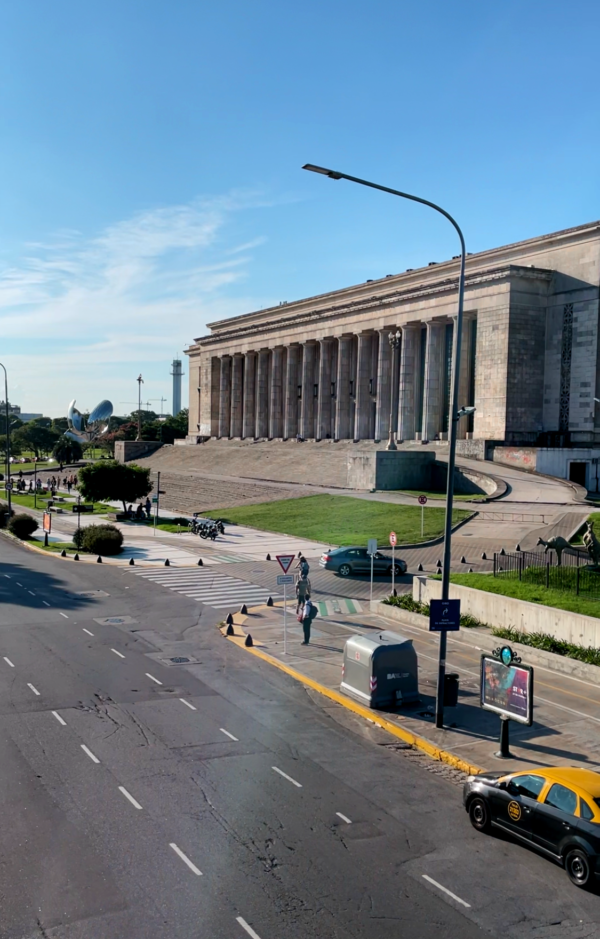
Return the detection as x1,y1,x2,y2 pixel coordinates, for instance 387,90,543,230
463,766,600,888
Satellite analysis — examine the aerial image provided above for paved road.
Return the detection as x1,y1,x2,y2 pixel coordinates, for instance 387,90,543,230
2,536,600,938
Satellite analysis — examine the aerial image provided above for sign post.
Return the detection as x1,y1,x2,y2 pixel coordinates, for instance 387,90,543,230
154,471,160,537
480,645,533,758
367,538,377,605
389,531,397,595
276,555,296,654
418,494,427,538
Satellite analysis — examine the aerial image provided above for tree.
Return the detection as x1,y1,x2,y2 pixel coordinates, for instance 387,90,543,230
77,460,152,512
13,422,59,457
160,408,188,444
51,417,69,435
53,436,83,464
0,435,22,458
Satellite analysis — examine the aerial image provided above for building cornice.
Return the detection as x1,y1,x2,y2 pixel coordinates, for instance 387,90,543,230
189,264,552,350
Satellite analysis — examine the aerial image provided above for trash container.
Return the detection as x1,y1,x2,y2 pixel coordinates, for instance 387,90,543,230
443,672,459,707
341,630,419,709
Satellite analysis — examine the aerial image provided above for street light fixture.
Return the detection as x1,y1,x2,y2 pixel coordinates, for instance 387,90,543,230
0,362,12,515
136,374,144,441
303,163,467,728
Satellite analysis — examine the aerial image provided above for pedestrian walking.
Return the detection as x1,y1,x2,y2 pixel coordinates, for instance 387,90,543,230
295,575,311,613
300,598,318,645
296,555,310,578
145,496,151,519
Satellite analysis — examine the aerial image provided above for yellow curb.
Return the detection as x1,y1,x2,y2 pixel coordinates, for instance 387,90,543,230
227,633,484,776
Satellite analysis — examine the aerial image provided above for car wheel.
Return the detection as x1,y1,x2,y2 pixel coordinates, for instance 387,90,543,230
468,797,491,833
388,564,401,577
338,564,351,577
565,848,592,888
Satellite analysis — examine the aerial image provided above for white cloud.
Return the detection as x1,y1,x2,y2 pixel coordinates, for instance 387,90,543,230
0,192,273,415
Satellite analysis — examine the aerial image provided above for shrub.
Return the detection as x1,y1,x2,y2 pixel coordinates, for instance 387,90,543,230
73,527,86,549
0,501,13,529
382,592,489,628
171,517,190,526
9,513,38,539
80,524,123,556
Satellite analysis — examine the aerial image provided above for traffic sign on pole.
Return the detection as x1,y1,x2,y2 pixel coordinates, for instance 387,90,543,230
276,554,295,574
389,531,397,546
418,495,427,505
276,574,294,585
367,539,377,556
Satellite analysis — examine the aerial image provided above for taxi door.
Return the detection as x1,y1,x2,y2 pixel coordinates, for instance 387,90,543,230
490,774,546,840
532,782,578,856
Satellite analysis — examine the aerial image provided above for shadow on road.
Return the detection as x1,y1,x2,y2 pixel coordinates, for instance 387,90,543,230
0,560,95,612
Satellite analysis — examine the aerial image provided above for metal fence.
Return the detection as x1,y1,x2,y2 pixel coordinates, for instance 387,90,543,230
493,548,600,599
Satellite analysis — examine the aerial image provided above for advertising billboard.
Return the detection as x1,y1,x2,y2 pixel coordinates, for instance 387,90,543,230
480,654,533,725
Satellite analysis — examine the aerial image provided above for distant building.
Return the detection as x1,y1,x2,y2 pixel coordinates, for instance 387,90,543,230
171,359,184,416
0,403,43,422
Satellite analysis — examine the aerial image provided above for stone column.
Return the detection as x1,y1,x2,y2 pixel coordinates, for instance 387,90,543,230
299,342,316,438
269,346,284,438
255,349,270,438
316,338,333,440
354,333,373,440
374,330,391,441
242,352,256,438
335,336,353,440
451,315,474,439
398,325,420,441
421,322,445,442
218,355,231,438
284,344,300,439
230,354,243,438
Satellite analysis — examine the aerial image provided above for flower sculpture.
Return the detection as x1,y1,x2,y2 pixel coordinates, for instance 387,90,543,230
65,398,113,443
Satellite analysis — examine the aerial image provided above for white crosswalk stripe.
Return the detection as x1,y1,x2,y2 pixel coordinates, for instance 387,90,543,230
130,568,280,609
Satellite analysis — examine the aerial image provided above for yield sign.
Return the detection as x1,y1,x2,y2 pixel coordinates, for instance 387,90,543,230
276,554,295,574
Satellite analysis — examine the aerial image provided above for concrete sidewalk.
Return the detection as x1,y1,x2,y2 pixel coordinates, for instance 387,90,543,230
226,600,600,776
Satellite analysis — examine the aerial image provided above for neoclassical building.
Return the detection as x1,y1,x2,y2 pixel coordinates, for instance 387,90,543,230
185,221,600,449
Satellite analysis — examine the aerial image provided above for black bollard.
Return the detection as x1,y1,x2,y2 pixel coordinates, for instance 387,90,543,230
97,556,102,563
266,596,274,607
436,559,442,568
197,558,203,566
226,612,234,625
515,544,521,552
60,549,67,557
240,604,248,614
164,558,170,566
266,553,271,561
226,622,234,636
481,552,487,560
129,557,135,566
460,556,466,564
417,562,423,572
74,553,79,561
245,634,253,647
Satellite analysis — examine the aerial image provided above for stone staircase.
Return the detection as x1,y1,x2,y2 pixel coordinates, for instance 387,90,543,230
144,469,308,515
137,438,392,491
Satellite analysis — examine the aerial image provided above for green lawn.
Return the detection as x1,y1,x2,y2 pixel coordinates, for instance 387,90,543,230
203,494,470,546
398,489,488,502
449,572,600,619
0,490,111,514
30,538,78,553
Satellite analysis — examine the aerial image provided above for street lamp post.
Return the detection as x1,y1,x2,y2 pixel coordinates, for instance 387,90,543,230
0,363,11,515
136,374,144,441
387,330,401,450
303,164,466,728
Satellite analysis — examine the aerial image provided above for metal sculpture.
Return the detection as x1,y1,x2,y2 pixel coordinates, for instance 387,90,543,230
66,399,113,443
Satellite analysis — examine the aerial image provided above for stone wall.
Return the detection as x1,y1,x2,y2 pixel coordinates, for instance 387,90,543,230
115,441,163,463
413,575,600,647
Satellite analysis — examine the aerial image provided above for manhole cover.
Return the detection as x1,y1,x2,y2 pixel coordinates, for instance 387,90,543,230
70,590,109,598
170,656,190,664
94,616,138,626
418,711,435,720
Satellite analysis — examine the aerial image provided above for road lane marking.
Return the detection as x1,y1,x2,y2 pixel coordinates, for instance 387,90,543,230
3,657,14,668
180,698,196,710
169,843,202,875
146,673,162,685
111,648,125,659
59,612,68,619
422,874,471,908
42,601,50,607
52,711,66,726
81,744,100,763
28,591,35,596
3,574,10,578
83,628,94,636
220,728,238,741
16,582,22,587
236,916,262,939
27,683,40,696
336,812,352,824
119,786,143,810
272,766,302,788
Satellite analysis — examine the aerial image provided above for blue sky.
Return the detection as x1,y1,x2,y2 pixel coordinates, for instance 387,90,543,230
1,0,599,416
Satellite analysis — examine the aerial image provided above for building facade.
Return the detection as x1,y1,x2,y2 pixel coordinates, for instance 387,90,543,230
185,221,600,448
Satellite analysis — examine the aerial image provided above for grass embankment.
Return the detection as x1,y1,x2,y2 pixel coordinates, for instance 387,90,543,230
203,494,470,545
30,538,78,553
398,489,488,502
448,572,600,619
0,490,111,514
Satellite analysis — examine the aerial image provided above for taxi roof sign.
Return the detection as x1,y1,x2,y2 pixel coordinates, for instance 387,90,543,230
276,554,295,574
